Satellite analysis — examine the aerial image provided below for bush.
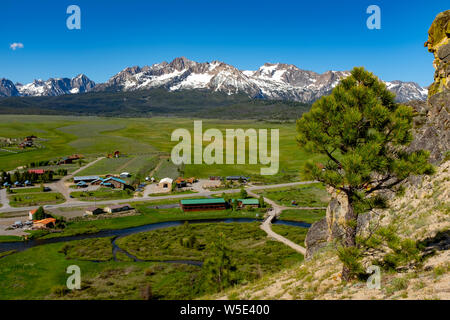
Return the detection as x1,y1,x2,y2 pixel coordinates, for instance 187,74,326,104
51,285,70,297
386,277,408,295
337,246,365,280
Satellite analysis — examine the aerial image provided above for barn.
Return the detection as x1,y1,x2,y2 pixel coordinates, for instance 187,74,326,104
180,198,227,212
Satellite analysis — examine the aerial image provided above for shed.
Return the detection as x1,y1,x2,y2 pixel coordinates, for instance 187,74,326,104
85,207,104,215
238,198,260,208
104,204,133,214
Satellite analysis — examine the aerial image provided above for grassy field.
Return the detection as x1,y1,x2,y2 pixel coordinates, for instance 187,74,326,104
271,225,308,246
70,188,132,201
278,209,326,224
254,183,330,207
8,187,42,194
61,237,115,261
0,235,22,243
0,116,322,184
76,155,159,177
0,222,305,300
8,191,65,207
116,222,303,271
0,242,201,300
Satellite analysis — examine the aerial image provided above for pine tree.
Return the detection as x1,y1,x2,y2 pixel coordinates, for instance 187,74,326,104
239,187,248,199
202,233,236,292
34,206,47,220
259,195,265,208
296,67,434,281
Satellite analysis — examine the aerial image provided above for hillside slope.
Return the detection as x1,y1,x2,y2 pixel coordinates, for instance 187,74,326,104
208,10,450,300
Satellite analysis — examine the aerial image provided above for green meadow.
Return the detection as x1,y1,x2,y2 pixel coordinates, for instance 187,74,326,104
254,183,330,207
8,191,65,207
0,222,304,300
0,115,323,183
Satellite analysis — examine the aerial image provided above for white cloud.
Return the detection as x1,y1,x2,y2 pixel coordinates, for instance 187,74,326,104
10,42,24,50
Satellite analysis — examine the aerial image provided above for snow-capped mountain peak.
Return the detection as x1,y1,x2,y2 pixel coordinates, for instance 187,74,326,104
14,75,95,97
0,57,428,103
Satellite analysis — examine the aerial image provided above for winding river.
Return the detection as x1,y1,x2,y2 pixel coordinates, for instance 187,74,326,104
0,218,310,265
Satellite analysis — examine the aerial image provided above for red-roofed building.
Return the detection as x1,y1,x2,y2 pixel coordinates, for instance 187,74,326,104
33,218,56,229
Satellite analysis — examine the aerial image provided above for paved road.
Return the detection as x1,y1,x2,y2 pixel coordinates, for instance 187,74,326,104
0,181,319,214
0,188,11,211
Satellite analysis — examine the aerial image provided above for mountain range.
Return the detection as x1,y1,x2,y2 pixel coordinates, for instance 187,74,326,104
0,57,428,103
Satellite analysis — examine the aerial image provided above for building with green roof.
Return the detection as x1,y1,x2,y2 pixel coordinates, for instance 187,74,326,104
180,198,227,212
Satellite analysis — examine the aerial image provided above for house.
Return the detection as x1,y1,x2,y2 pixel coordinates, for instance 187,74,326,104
85,207,104,215
180,198,227,212
104,204,133,214
28,209,38,220
68,154,83,160
58,157,73,165
175,177,187,188
74,176,100,183
158,178,173,190
33,218,56,229
28,169,45,175
101,177,129,189
186,177,197,184
209,176,221,180
235,198,260,208
76,181,88,188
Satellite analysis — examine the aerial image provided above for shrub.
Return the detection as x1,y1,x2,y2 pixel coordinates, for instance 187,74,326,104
51,285,70,297
337,246,365,280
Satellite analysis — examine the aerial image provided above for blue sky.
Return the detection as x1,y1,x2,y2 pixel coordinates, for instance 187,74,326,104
1,0,448,86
